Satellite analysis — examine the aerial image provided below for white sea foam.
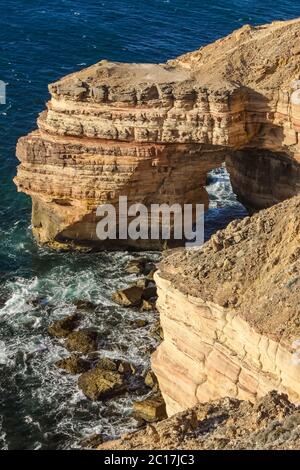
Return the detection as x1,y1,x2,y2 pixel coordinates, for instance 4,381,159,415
0,165,245,449
0,341,7,365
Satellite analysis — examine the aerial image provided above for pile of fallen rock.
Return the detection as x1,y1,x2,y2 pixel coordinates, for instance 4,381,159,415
46,256,166,448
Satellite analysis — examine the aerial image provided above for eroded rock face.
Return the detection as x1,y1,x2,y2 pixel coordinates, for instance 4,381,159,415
152,195,300,416
15,19,300,248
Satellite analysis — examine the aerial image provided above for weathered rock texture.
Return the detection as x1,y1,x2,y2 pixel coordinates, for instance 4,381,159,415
99,391,300,450
15,19,300,247
152,195,300,416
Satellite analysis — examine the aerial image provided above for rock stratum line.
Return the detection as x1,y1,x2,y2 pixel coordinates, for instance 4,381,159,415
15,18,300,248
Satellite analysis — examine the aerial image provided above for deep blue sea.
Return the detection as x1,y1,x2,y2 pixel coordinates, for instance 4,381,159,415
0,0,299,450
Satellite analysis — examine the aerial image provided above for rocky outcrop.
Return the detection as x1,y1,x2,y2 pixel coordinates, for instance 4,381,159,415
78,368,126,401
152,195,300,416
48,313,81,338
15,19,300,248
99,391,300,450
65,329,99,354
55,355,91,375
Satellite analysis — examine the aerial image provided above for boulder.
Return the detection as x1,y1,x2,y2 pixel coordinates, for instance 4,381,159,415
96,357,119,371
112,286,144,308
55,355,91,374
125,258,155,275
135,278,152,289
48,313,81,339
78,368,126,400
133,395,167,422
95,357,136,375
145,370,159,390
143,262,157,276
146,269,157,281
65,329,98,354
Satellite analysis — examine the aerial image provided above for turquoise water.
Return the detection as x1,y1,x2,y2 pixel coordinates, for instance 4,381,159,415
0,0,299,450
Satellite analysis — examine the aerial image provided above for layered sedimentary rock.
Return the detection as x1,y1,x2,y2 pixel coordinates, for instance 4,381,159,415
15,18,300,247
152,195,300,416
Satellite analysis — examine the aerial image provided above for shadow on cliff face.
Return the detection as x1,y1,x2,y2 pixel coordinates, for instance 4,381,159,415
226,150,300,212
225,87,300,212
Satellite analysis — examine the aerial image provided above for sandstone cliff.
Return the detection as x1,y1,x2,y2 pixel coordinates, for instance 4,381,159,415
152,195,300,415
15,19,300,248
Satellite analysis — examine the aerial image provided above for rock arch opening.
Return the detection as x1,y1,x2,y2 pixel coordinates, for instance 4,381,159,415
204,163,248,241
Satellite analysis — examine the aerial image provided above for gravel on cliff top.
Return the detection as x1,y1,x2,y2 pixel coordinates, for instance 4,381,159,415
99,391,300,450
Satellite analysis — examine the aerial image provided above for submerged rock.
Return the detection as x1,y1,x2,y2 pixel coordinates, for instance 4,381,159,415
28,296,53,309
55,355,91,375
65,329,98,354
133,394,167,422
130,319,149,329
78,368,126,401
141,300,156,312
118,361,137,376
74,300,97,311
48,313,81,339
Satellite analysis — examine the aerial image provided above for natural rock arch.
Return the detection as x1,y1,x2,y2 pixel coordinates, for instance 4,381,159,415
15,19,300,249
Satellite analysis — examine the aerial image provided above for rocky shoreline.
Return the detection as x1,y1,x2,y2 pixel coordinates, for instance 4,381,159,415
45,256,167,448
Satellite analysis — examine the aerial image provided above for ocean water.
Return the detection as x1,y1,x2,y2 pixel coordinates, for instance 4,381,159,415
0,0,299,450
